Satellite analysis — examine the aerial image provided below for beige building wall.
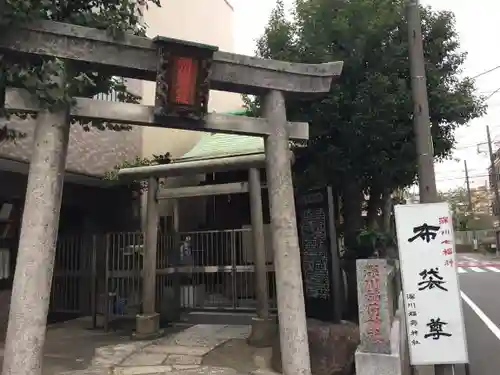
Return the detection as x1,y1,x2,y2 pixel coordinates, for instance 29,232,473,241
139,0,243,230
140,0,243,161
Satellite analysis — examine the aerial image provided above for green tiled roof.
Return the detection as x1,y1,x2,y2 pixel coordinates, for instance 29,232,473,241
176,109,264,162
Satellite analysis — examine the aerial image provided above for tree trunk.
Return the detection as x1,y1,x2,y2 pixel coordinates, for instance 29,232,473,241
381,188,392,233
340,174,363,322
366,184,382,229
342,175,364,249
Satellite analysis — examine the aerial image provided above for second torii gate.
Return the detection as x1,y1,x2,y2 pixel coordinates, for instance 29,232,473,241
118,133,296,346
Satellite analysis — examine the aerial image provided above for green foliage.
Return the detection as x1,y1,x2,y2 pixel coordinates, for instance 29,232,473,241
342,228,397,260
252,0,485,194
0,0,161,141
0,123,27,143
438,187,470,229
439,187,494,231
104,152,172,183
104,152,172,194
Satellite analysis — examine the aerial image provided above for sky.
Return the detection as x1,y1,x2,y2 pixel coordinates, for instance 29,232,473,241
231,0,500,194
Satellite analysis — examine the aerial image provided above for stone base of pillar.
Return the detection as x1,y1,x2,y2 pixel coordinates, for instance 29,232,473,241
132,313,164,340
247,317,277,348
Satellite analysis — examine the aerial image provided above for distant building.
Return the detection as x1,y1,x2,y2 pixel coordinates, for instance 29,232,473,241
488,148,500,226
470,185,491,216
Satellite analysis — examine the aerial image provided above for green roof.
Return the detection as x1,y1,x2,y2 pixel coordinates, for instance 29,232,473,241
176,109,264,162
226,109,252,116
177,133,264,161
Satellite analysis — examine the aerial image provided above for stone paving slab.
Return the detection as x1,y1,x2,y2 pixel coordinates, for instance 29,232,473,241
164,355,202,365
250,370,279,375
122,353,169,366
92,342,151,367
113,365,241,375
168,366,240,375
144,345,211,356
62,324,276,375
113,365,173,375
168,325,251,347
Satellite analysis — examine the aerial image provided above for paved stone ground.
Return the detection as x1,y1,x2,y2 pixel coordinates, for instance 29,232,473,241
0,317,187,375
77,324,279,375
0,316,279,375
0,318,137,375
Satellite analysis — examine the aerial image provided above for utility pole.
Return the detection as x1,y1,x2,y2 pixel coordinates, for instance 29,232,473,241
406,1,451,375
407,0,438,204
464,160,477,250
486,126,500,256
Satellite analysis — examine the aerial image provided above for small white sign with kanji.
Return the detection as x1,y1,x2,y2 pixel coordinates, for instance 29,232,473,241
394,202,468,365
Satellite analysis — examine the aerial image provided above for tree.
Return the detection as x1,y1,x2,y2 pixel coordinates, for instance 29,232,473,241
439,187,470,230
439,187,494,231
104,152,172,192
0,0,161,141
252,0,485,247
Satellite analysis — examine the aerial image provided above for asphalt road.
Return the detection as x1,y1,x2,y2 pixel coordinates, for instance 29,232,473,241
454,253,500,375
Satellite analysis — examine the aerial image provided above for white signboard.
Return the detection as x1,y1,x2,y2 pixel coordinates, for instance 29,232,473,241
394,202,468,365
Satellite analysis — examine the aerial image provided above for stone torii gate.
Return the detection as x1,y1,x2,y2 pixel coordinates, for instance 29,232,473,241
117,139,295,346
0,21,343,375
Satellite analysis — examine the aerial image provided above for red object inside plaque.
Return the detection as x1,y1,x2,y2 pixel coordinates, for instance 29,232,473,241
169,56,198,105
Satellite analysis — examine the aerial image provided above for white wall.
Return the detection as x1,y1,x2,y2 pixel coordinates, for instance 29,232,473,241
139,0,243,229
140,0,243,160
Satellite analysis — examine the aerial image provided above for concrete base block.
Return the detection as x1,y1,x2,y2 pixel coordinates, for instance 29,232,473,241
355,348,401,375
247,317,277,348
180,285,205,308
132,313,164,340
94,314,105,328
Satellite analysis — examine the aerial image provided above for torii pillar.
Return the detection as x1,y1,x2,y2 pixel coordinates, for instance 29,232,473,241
247,166,275,347
263,90,310,375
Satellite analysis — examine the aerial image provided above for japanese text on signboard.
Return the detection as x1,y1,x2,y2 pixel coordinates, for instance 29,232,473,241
394,202,468,365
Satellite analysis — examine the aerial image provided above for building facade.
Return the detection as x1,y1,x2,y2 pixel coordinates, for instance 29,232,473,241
470,185,491,216
0,0,243,305
136,0,244,231
489,148,500,226
0,0,242,228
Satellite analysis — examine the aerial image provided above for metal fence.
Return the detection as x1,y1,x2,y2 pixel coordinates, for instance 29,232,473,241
455,229,496,246
49,228,277,328
100,232,145,324
51,235,94,315
158,229,277,312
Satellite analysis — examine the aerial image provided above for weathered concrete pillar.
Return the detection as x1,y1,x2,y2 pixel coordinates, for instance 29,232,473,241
263,90,311,375
247,167,276,347
135,177,162,338
355,259,410,375
2,69,70,375
172,199,182,318
355,259,393,354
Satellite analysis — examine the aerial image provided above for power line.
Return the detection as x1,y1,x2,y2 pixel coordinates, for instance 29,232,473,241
485,87,500,101
453,143,486,151
437,170,485,177
471,64,500,80
436,173,490,182
449,129,500,151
